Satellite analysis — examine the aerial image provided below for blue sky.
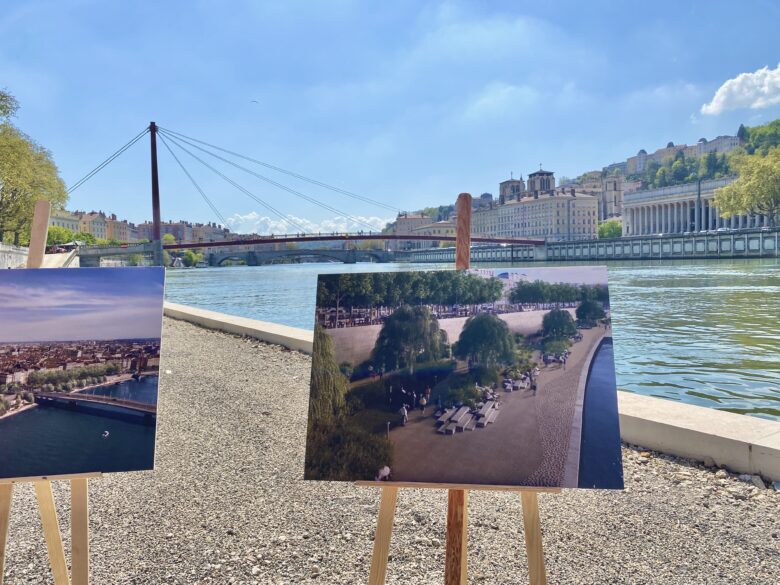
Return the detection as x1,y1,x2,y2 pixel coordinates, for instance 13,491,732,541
3,1,780,234
0,267,164,342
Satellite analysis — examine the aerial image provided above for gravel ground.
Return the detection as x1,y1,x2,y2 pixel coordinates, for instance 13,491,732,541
3,318,778,584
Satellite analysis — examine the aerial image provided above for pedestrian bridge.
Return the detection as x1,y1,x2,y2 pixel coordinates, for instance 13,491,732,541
207,248,394,266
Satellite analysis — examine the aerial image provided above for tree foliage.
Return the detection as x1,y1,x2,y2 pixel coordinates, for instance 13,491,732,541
0,90,67,245
47,226,75,246
598,219,622,239
740,119,780,155
542,309,576,338
371,306,447,374
576,300,606,322
454,313,516,369
714,148,780,226
308,325,347,424
317,271,503,309
509,280,609,305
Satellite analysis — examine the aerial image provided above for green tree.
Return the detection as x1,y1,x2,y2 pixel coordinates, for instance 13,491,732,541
542,309,576,338
75,231,96,244
598,219,622,239
371,306,446,374
576,300,606,322
47,226,75,246
737,123,748,142
162,233,176,245
308,325,347,424
181,249,202,267
714,148,780,227
0,106,67,244
454,313,516,369
0,90,19,120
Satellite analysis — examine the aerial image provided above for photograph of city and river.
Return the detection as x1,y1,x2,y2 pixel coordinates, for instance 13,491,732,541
0,267,164,479
304,267,623,488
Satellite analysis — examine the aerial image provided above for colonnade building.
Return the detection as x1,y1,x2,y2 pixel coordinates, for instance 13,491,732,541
623,176,773,236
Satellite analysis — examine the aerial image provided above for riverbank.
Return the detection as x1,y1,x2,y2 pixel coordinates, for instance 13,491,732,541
71,372,154,396
2,318,777,584
0,402,37,421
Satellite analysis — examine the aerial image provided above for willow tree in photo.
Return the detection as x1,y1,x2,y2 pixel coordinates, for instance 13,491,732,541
714,148,780,227
371,305,446,374
455,313,516,369
308,325,347,424
0,90,67,245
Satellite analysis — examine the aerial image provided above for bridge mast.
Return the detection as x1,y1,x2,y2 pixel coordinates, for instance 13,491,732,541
149,121,163,264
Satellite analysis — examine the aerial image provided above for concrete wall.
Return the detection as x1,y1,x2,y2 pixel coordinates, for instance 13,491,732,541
163,302,313,354
164,302,780,481
0,243,28,268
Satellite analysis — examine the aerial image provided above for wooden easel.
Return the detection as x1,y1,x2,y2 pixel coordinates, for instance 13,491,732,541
0,200,100,585
362,193,552,585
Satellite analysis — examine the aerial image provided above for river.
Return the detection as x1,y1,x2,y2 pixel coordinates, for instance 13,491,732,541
165,259,780,421
0,376,158,479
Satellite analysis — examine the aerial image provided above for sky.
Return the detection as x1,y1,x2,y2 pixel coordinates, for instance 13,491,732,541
3,0,780,235
0,267,165,342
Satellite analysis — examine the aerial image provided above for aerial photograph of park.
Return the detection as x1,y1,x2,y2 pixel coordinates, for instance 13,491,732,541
0,267,165,480
304,267,623,489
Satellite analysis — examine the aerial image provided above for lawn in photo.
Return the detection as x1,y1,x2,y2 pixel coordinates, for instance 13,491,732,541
0,267,165,479
304,267,622,489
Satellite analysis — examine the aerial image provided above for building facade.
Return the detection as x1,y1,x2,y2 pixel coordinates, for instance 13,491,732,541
77,212,108,240
472,188,598,241
621,177,775,236
48,210,81,233
408,220,456,249
388,212,431,250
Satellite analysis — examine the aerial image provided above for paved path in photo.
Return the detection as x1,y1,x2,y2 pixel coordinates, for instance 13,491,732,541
328,308,576,365
389,326,605,486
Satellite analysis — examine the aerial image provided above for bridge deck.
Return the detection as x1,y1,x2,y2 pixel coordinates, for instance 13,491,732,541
36,392,156,414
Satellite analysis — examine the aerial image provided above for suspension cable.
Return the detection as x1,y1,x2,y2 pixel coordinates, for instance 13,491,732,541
162,134,310,234
160,130,380,232
68,126,149,193
158,133,228,226
159,126,398,212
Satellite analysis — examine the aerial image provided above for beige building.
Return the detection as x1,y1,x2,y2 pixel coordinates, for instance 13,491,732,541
77,212,108,240
106,214,137,242
49,210,81,233
473,187,598,241
408,220,456,249
498,177,525,204
626,134,742,175
388,212,431,250
192,222,229,242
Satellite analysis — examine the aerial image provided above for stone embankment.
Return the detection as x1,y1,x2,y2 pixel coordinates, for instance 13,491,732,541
1,319,777,584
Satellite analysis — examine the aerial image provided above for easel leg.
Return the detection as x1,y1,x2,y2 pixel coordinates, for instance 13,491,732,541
368,486,398,585
0,484,13,585
34,481,71,585
444,488,468,585
521,492,547,585
71,479,89,585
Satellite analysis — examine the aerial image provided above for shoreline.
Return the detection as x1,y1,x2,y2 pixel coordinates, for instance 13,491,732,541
71,371,157,396
0,402,38,422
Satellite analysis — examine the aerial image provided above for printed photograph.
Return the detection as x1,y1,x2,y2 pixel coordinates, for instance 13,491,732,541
0,267,165,479
305,267,622,489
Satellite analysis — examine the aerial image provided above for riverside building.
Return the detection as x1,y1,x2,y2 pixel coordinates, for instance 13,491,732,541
473,170,599,241
621,176,774,236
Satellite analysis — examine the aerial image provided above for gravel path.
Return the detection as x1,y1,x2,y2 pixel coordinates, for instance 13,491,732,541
2,318,778,584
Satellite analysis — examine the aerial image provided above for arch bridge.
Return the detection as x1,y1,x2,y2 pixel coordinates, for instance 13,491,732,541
209,248,393,266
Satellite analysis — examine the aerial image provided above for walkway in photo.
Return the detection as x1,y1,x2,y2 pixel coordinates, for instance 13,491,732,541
389,326,606,486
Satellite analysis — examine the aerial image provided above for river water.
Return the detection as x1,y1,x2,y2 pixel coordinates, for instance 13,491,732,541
0,376,158,479
165,259,780,421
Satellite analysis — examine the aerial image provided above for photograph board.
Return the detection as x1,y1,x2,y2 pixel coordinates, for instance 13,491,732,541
304,267,623,489
0,267,165,480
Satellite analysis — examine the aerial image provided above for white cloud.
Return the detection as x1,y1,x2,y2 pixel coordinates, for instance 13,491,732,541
701,63,780,115
224,212,393,235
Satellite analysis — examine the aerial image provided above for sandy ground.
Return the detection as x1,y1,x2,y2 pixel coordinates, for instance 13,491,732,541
1,318,778,584
389,327,605,486
328,308,577,366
